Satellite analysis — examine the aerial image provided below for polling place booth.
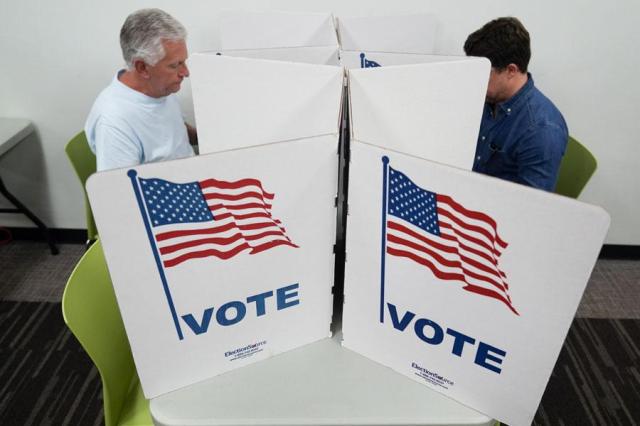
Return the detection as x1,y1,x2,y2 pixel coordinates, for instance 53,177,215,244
87,11,610,426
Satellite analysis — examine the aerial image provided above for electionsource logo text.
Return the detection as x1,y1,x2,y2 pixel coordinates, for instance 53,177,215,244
225,341,267,362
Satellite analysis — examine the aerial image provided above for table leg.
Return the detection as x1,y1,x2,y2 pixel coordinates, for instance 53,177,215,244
0,176,59,255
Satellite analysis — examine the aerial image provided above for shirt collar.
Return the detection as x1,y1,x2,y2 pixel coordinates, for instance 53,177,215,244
114,69,166,105
495,73,534,116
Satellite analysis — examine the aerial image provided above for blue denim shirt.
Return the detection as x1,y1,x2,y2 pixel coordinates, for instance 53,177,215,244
472,74,568,191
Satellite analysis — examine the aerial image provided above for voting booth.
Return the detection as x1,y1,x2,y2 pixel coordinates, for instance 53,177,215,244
87,140,338,398
341,144,609,426
87,11,610,426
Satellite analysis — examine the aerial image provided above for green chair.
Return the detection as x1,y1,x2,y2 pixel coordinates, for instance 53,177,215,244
65,131,98,242
554,136,597,198
62,240,152,426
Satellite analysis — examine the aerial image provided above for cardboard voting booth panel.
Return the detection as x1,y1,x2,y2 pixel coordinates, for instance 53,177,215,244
342,142,610,426
341,51,469,70
219,10,338,50
220,46,340,66
348,57,489,169
190,54,343,154
337,14,437,54
87,139,337,398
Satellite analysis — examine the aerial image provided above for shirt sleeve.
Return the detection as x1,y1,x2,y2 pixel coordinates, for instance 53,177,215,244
515,124,568,191
94,121,143,171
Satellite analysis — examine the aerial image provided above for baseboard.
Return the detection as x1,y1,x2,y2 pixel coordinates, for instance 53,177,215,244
2,227,86,244
3,226,640,258
598,244,640,259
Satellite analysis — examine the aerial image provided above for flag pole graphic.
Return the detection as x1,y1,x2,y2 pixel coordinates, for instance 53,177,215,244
128,170,184,340
380,156,390,323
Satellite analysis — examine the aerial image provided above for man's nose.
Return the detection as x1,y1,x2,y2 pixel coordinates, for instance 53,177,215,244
180,63,190,78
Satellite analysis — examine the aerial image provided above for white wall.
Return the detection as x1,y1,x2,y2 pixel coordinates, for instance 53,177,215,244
1,0,639,245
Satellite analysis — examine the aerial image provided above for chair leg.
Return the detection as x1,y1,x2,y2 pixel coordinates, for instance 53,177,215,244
0,175,59,255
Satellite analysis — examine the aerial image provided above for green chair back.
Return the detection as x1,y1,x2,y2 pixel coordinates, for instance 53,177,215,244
62,240,152,426
65,131,98,241
554,136,597,198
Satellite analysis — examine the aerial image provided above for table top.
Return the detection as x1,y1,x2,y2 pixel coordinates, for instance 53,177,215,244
150,327,493,426
0,118,34,157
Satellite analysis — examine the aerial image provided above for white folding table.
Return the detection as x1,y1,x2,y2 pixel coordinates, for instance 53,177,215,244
0,117,58,254
150,326,494,426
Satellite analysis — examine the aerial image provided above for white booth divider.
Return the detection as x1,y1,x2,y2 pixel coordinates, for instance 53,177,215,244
87,139,338,398
220,46,341,66
219,10,339,50
342,141,610,425
348,57,489,169
190,54,344,154
337,14,438,54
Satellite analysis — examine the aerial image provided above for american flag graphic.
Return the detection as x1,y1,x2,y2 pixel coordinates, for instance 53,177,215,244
360,52,381,68
385,166,518,315
138,176,298,268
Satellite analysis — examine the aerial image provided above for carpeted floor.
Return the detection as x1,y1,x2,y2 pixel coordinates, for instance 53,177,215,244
0,301,103,426
532,318,640,425
1,240,640,425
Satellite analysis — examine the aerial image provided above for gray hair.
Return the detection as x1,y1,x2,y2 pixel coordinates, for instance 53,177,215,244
120,8,187,69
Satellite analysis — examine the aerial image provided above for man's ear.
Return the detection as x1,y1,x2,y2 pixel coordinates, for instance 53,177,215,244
133,59,151,78
506,63,521,77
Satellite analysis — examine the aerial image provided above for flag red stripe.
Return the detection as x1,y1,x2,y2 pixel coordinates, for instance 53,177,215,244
155,222,236,241
388,221,457,255
159,233,245,255
457,252,508,282
439,222,502,259
156,219,283,242
389,220,507,280
452,238,507,278
159,228,291,255
438,225,507,279
250,239,299,255
213,212,232,220
438,207,504,252
199,178,275,199
243,229,288,242
387,247,466,281
236,220,283,231
388,231,508,294
387,248,516,314
209,202,273,211
437,194,508,249
463,285,519,315
163,243,252,267
203,191,275,202
211,210,272,222
388,233,461,270
459,264,508,293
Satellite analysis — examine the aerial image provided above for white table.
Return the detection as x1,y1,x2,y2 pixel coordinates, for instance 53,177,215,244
150,327,494,426
0,117,58,254
0,118,35,157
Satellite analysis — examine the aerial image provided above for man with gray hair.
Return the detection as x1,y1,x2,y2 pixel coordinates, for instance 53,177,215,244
85,8,196,171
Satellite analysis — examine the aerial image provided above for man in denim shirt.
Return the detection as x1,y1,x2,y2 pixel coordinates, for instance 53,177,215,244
464,17,568,191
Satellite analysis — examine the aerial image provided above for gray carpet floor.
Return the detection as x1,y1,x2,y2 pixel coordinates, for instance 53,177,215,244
1,240,639,425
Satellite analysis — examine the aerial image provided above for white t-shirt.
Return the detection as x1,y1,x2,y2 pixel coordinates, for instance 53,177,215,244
85,71,195,171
